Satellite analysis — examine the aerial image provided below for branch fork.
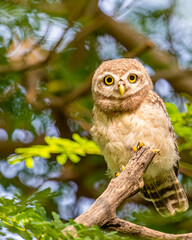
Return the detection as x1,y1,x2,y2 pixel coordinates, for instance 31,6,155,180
62,146,192,239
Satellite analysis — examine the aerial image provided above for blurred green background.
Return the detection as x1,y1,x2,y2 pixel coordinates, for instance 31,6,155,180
0,0,192,239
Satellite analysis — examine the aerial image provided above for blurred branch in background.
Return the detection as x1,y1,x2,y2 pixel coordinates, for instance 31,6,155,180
0,6,81,74
124,40,154,58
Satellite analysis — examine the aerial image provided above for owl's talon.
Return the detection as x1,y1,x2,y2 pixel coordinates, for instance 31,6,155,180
115,165,125,177
137,141,145,148
120,165,125,172
133,141,145,152
133,146,137,152
152,149,160,154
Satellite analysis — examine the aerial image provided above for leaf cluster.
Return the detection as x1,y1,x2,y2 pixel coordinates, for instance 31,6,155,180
8,134,101,168
0,188,66,240
165,102,192,171
165,102,192,152
0,188,131,240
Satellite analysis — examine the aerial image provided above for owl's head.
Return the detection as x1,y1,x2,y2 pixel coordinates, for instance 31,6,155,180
92,58,153,113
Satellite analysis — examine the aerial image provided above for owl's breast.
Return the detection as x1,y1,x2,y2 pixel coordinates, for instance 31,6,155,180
91,104,179,177
91,108,136,173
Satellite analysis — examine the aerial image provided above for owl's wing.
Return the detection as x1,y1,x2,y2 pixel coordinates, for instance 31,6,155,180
147,91,179,175
141,91,188,216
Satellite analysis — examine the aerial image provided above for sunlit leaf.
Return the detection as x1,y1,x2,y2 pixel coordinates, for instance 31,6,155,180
8,134,101,167
8,154,25,165
68,153,81,163
56,153,67,165
25,157,34,168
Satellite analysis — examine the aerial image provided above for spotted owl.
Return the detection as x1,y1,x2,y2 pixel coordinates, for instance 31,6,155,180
90,58,188,216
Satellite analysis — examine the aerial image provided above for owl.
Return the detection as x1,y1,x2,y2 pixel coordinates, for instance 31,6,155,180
90,58,188,217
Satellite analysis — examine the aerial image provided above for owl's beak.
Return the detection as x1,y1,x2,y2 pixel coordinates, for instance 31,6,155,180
118,84,125,97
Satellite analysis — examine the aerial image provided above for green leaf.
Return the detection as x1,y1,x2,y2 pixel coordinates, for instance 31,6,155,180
56,154,67,165
7,134,101,167
8,154,25,165
25,158,34,168
68,153,81,163
165,102,179,115
52,212,65,229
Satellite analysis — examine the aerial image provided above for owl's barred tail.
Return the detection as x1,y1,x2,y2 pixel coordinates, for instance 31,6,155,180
143,173,188,217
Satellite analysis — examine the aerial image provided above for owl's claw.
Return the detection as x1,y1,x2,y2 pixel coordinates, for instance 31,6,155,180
133,141,145,152
115,165,125,177
152,149,160,154
133,146,137,152
137,141,145,148
120,165,125,172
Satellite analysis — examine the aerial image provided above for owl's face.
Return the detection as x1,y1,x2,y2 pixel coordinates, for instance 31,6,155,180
92,58,153,113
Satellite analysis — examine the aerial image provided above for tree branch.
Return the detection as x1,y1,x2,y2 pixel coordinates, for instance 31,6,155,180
106,218,192,240
48,73,93,107
0,29,66,74
62,146,192,239
21,22,51,58
152,69,192,94
124,41,154,58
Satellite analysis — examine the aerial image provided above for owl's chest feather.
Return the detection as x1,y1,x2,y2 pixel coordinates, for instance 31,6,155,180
91,104,178,177
91,106,150,171
91,104,160,148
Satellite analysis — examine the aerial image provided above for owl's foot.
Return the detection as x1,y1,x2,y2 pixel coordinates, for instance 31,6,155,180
133,141,145,152
115,165,125,177
152,149,160,154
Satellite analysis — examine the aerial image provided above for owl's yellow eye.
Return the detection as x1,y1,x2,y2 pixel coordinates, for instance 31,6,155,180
104,76,114,85
128,74,137,83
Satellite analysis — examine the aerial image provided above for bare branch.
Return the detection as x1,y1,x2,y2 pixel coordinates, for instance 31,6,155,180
62,147,192,240
106,218,192,240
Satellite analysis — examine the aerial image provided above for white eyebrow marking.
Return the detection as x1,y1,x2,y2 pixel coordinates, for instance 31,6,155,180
97,72,119,80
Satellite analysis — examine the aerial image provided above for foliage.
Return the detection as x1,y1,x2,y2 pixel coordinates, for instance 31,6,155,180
0,189,131,240
0,188,66,240
8,134,101,168
165,102,192,170
0,187,191,239
165,102,192,152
